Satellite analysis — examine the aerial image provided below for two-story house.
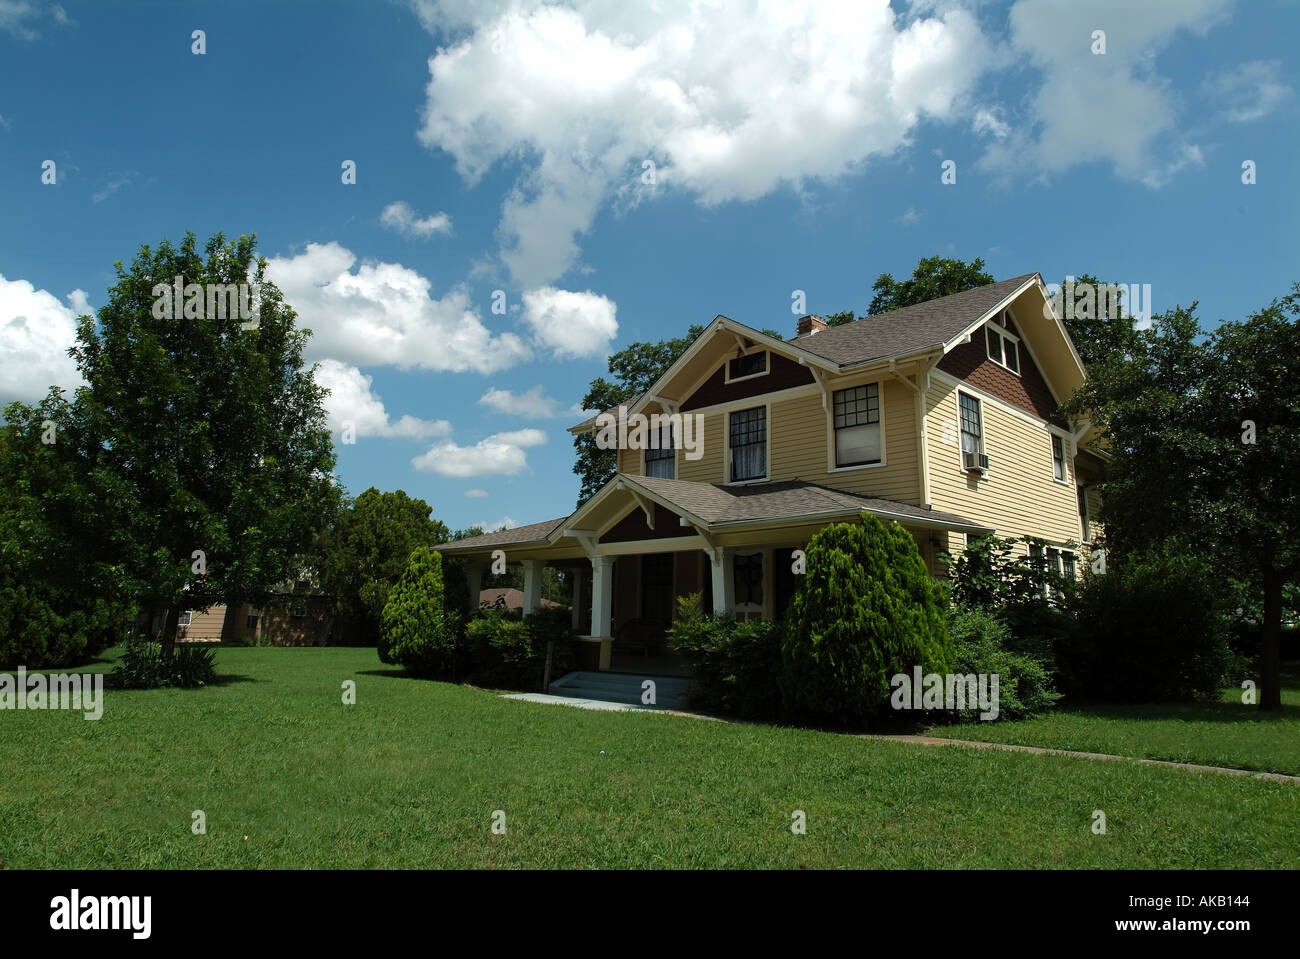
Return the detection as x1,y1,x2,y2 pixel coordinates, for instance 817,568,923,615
436,273,1104,671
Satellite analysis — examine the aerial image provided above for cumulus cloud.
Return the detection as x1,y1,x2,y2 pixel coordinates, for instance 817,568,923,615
313,358,451,441
0,275,87,403
1204,60,1291,123
520,286,617,359
464,488,489,498
417,0,994,286
979,0,1234,187
263,241,531,374
476,515,520,531
479,384,586,419
380,201,453,238
411,427,548,477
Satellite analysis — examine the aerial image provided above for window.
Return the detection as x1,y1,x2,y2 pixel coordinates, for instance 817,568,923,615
1077,485,1091,542
245,614,259,631
958,393,983,456
1027,543,1049,600
289,603,307,620
985,310,1020,374
832,383,881,467
644,423,675,479
1051,434,1067,482
1062,551,1076,580
177,610,193,627
727,351,767,381
729,406,767,482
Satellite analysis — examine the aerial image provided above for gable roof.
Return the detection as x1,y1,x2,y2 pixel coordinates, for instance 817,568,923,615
791,273,1039,368
567,272,1059,433
436,517,568,551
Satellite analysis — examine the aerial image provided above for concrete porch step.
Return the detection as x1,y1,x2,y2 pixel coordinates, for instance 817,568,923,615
548,670,696,710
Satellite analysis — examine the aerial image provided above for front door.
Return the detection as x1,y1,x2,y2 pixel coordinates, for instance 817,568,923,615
640,553,674,625
733,551,764,622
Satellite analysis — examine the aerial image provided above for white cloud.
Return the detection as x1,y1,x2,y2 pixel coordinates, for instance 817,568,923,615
479,384,587,419
380,201,453,238
971,107,1009,139
898,207,922,225
520,286,617,359
1204,60,1291,123
417,0,994,285
313,358,450,441
476,515,520,531
263,241,532,374
464,488,490,498
412,427,547,477
0,275,87,403
980,0,1234,187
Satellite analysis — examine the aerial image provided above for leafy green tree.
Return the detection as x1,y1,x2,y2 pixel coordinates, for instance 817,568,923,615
867,256,995,315
1064,289,1300,710
1056,273,1141,370
824,310,856,328
317,487,449,645
0,392,135,667
68,231,341,657
782,514,951,724
573,324,703,504
379,548,460,677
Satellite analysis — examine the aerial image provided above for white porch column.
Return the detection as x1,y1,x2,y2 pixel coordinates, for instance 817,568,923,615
710,548,734,616
522,559,544,615
590,555,615,638
465,560,486,612
571,566,587,631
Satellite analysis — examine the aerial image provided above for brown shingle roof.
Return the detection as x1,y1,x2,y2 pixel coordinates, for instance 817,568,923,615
435,517,568,552
790,274,1038,368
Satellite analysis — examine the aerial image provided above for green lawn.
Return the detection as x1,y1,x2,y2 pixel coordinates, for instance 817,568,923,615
2,646,1297,869
927,663,1300,777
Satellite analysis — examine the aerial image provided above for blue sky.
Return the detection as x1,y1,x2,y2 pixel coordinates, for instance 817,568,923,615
1,0,1296,532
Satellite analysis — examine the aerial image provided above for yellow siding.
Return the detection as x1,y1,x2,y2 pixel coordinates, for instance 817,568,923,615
178,605,226,642
924,378,1080,548
617,446,642,476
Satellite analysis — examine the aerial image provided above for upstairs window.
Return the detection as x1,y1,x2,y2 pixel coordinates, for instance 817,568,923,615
729,406,767,482
958,392,983,455
832,383,881,467
985,309,1020,374
1051,434,1067,482
726,351,767,382
1077,485,1091,542
645,423,675,479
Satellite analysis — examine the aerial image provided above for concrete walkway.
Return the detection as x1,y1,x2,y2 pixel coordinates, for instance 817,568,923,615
859,733,1300,783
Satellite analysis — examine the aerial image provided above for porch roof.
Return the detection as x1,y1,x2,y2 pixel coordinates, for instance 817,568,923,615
435,474,990,555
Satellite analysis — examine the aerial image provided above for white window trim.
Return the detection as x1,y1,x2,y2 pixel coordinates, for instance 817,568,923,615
177,610,193,627
643,422,677,479
826,379,887,472
956,390,987,477
725,401,771,485
985,317,1021,377
1050,432,1070,485
723,350,770,384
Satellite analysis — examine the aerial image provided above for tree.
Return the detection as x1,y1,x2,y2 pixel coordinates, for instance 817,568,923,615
0,392,136,667
316,487,449,645
867,256,995,315
1064,289,1300,710
68,231,341,658
379,548,461,677
1056,273,1141,370
573,324,703,504
781,514,951,724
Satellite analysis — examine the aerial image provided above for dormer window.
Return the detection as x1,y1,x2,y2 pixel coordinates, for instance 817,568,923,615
985,309,1020,375
726,351,767,382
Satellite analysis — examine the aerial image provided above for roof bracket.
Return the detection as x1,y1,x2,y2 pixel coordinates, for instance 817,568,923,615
627,487,655,529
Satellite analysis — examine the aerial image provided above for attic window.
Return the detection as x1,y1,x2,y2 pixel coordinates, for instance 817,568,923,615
985,310,1020,375
726,351,767,382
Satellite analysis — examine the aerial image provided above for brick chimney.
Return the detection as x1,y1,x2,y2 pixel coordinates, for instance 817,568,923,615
796,314,829,337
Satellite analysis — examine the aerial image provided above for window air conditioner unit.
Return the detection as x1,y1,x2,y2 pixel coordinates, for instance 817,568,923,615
963,451,990,473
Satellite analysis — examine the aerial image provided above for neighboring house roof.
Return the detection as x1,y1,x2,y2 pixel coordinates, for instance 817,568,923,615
567,273,1056,433
790,274,1039,368
436,474,990,554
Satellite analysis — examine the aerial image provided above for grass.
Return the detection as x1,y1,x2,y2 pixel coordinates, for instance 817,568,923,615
1,646,1298,869
927,663,1300,777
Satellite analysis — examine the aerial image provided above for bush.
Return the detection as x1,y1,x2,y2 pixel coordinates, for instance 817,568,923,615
378,549,462,678
943,606,1060,721
111,637,217,689
781,514,951,725
666,594,783,719
1062,546,1230,702
464,604,576,690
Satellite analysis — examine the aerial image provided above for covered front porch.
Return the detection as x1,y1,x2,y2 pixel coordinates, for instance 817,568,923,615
436,473,990,674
